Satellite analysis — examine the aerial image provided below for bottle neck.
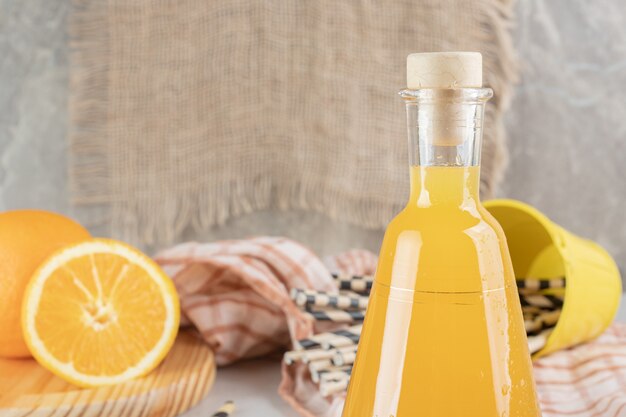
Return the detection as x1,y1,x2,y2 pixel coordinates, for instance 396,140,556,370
401,88,492,206
409,165,480,206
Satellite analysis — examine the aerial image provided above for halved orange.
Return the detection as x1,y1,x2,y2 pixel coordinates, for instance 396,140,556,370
22,238,180,387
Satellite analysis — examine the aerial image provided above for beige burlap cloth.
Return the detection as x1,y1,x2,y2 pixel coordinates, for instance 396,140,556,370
70,0,517,245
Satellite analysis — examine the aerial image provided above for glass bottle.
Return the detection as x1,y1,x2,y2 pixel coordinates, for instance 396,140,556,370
342,53,541,417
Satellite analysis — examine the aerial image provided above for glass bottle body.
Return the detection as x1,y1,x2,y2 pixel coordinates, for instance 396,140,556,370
342,89,541,417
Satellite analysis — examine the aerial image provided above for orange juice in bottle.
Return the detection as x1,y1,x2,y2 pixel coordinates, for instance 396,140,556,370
342,52,541,417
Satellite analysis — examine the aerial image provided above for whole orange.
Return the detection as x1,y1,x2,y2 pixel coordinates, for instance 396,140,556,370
0,210,90,358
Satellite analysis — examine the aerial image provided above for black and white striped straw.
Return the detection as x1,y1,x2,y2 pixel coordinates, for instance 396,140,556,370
516,277,565,294
309,358,334,373
305,308,365,324
519,293,564,309
524,309,561,334
332,345,358,366
300,348,339,364
285,346,357,365
291,288,369,310
319,367,352,383
332,273,373,294
320,378,350,397
522,305,550,316
294,325,363,351
311,365,353,383
211,401,235,417
320,326,362,349
528,328,554,354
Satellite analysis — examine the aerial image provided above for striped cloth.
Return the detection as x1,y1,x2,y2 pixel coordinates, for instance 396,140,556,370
156,237,626,417
534,325,626,417
155,237,339,365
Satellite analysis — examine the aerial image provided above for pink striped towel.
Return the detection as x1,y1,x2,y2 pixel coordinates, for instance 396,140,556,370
155,237,626,417
155,237,340,365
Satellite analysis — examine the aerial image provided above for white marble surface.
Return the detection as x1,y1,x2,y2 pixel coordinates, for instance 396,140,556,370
0,0,70,215
183,296,626,417
501,0,626,276
185,358,299,417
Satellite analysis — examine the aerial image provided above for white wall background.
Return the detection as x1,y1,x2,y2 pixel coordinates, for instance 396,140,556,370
0,0,624,277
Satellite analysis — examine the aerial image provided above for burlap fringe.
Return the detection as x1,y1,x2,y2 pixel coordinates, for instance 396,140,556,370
110,177,405,245
69,0,518,246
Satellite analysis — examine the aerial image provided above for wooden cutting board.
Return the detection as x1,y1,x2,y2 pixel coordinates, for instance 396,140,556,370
0,330,215,417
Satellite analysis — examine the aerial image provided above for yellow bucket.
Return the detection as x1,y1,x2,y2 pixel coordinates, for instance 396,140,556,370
484,199,622,358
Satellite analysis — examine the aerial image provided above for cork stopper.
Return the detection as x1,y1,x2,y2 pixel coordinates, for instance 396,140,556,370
407,52,482,89
405,52,485,147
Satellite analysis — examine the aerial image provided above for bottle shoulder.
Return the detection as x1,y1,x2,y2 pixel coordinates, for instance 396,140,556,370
384,203,510,248
377,204,513,292
388,203,503,234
